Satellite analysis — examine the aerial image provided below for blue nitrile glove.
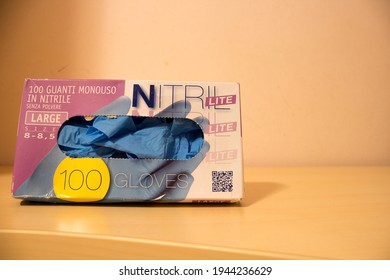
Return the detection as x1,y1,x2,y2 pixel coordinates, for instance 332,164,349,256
14,96,209,202
102,100,210,202
13,96,131,201
57,115,204,160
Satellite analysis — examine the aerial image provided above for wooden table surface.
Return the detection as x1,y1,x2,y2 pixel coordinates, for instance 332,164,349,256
1,166,389,260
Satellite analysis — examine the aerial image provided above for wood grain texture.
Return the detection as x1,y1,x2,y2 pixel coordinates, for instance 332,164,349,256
1,166,389,259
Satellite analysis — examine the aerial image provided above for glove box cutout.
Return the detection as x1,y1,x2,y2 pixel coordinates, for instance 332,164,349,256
57,115,204,160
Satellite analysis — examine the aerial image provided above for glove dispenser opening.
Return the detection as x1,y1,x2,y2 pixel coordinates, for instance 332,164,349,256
57,115,204,160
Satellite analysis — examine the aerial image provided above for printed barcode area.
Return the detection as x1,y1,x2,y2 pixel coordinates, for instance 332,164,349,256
212,171,233,192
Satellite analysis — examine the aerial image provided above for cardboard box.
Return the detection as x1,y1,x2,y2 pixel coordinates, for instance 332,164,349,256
12,79,243,203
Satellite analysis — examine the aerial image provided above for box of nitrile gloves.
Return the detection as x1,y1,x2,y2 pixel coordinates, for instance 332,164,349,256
12,79,243,203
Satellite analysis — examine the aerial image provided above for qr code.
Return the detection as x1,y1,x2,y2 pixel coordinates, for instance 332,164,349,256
212,171,233,192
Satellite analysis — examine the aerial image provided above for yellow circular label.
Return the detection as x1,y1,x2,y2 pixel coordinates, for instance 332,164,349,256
53,157,110,202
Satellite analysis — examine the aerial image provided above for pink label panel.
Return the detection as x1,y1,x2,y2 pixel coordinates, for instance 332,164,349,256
206,122,237,134
25,111,68,126
13,79,126,191
206,94,236,106
206,149,238,162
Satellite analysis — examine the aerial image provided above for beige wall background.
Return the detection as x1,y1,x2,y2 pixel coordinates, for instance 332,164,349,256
1,0,389,167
